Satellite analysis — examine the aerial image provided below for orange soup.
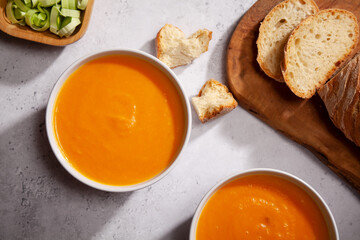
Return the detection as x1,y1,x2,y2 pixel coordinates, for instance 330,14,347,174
196,175,330,240
53,55,185,186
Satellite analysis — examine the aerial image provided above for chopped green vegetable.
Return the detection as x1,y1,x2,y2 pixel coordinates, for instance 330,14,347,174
25,7,50,31
6,1,26,25
14,8,25,19
31,0,38,7
58,17,80,37
38,0,60,7
49,5,60,34
69,0,77,10
61,0,76,10
60,16,71,28
61,8,80,18
77,0,87,10
6,0,87,38
14,0,31,12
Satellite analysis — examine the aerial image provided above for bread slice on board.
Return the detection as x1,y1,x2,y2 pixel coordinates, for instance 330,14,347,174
318,53,360,146
282,9,359,98
192,79,238,123
156,24,212,69
257,0,319,82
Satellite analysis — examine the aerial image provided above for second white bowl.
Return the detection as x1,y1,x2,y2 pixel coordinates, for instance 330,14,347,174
190,168,338,239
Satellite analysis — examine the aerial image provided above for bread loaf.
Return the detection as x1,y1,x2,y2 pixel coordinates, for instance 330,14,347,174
257,0,318,82
192,79,237,123
156,24,212,68
318,53,360,146
282,9,359,98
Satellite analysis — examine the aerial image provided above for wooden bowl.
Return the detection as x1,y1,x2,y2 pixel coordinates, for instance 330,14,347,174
0,0,94,46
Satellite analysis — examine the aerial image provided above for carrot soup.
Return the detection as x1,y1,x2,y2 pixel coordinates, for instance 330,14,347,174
196,175,330,240
53,55,185,186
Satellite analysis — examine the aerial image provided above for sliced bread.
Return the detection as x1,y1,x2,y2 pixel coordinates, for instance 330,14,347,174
192,79,238,123
282,9,359,98
156,24,212,69
257,0,319,82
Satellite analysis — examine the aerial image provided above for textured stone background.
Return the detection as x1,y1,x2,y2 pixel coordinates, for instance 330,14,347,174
1,0,359,239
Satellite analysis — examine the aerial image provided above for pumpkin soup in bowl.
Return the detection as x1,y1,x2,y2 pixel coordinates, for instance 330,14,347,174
190,169,338,240
46,49,191,192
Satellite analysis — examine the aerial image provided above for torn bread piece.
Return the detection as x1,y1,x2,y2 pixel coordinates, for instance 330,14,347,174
156,24,212,68
192,79,238,123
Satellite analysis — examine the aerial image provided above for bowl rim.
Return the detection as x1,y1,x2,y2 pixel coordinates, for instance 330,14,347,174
45,48,192,192
189,168,339,240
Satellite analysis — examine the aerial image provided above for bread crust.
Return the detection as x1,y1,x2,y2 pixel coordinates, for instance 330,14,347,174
257,0,319,82
318,53,360,146
155,24,212,69
282,9,359,98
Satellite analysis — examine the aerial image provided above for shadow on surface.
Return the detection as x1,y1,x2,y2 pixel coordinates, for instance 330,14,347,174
159,217,192,240
0,107,132,240
205,19,240,84
139,38,156,57
0,31,64,86
139,38,189,76
189,15,244,143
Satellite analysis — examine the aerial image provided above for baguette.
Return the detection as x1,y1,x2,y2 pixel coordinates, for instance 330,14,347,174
192,79,237,123
257,0,319,82
318,53,360,146
282,9,359,98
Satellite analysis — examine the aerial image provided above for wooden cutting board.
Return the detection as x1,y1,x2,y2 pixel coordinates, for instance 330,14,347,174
227,0,360,192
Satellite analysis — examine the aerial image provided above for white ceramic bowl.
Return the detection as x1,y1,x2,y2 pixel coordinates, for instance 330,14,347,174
190,168,339,239
46,49,191,192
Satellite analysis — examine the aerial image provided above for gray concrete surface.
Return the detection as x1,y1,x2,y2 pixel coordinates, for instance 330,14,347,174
1,0,359,239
